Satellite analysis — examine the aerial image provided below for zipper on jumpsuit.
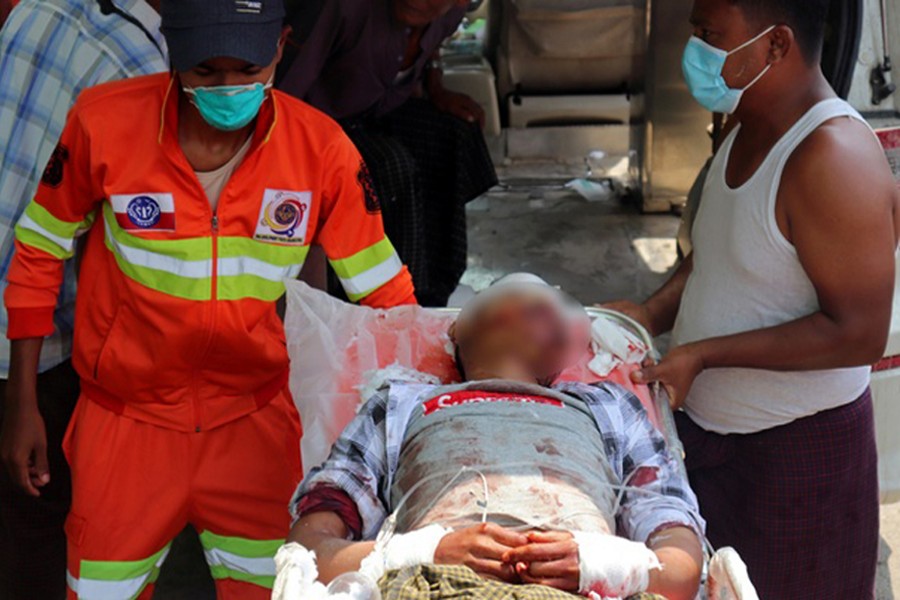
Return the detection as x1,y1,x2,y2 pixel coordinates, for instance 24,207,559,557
192,213,219,433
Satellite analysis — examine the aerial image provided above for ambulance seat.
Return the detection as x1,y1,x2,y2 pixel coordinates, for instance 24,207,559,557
496,0,646,100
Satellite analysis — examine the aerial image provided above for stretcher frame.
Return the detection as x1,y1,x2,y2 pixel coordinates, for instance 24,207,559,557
429,306,754,599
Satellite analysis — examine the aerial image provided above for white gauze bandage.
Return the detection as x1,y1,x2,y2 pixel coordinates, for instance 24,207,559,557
359,524,452,583
573,532,662,600
272,543,331,600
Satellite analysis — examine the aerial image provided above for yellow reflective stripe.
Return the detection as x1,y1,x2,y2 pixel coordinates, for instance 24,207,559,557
336,254,404,301
15,202,91,259
200,531,280,589
69,544,170,600
101,206,314,302
102,206,213,301
103,205,210,261
330,237,397,280
218,237,308,267
15,226,71,259
330,238,403,301
216,239,308,301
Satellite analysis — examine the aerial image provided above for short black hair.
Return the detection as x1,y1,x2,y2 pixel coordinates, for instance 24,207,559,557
729,0,829,63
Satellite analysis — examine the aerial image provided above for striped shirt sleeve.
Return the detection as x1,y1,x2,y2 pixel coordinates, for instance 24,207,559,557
575,382,706,543
290,388,393,539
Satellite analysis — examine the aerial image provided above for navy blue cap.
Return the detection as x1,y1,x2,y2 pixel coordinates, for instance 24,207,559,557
161,0,286,72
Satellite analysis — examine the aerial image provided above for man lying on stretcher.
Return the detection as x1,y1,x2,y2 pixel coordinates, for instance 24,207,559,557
278,276,705,600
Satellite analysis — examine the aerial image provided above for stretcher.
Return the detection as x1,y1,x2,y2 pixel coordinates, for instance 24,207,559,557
283,281,759,599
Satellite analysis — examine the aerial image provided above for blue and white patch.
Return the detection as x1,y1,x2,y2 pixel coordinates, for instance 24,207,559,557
111,193,176,232
127,196,160,228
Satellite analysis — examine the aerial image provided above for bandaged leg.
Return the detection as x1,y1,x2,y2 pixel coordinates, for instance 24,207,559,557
573,532,662,600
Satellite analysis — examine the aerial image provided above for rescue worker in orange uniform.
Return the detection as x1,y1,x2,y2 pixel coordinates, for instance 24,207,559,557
2,0,416,598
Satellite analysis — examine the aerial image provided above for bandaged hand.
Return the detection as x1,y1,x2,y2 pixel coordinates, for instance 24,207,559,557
359,523,454,583
504,531,661,599
272,543,330,600
434,523,529,583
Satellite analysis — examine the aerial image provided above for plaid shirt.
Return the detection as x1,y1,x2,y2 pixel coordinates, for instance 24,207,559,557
0,0,167,376
292,381,705,544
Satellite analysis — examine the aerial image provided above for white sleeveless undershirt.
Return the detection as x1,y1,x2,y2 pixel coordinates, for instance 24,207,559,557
672,98,872,435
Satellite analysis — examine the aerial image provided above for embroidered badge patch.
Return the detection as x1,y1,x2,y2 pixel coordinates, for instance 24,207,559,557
254,190,312,244
110,194,176,232
357,161,381,214
41,144,69,188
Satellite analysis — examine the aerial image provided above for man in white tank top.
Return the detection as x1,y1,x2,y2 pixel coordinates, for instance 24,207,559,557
608,0,900,597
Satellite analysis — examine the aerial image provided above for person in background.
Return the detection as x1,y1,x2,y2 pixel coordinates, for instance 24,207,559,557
0,1,167,598
2,0,415,597
279,0,498,307
609,0,900,597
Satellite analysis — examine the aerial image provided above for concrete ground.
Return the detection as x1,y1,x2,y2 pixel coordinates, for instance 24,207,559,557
153,184,900,597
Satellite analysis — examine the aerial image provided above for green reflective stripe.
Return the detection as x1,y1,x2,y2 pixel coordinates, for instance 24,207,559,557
199,530,283,558
199,531,281,590
15,226,71,259
24,201,84,241
329,237,397,280
218,237,309,267
216,239,307,301
217,272,292,301
208,566,275,589
15,202,92,259
104,233,213,301
80,545,169,581
72,544,170,600
103,205,210,260
102,206,213,301
337,253,404,302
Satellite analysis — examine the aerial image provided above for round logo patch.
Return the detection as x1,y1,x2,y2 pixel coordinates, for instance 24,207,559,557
126,196,162,229
262,197,306,238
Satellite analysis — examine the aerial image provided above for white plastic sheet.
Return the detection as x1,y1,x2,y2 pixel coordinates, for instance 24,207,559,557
284,281,457,471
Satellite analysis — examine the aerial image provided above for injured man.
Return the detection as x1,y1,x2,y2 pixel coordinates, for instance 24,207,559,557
275,276,705,600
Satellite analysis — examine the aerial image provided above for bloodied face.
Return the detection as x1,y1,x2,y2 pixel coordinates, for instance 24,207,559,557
453,283,591,384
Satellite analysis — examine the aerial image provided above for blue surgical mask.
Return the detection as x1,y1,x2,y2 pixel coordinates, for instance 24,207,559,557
682,25,776,114
183,79,273,131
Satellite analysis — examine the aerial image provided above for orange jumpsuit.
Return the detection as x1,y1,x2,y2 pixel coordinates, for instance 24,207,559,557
5,73,415,599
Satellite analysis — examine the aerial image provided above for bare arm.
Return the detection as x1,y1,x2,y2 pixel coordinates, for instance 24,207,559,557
636,119,899,404
288,512,375,584
0,338,47,496
646,526,703,600
606,254,693,337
